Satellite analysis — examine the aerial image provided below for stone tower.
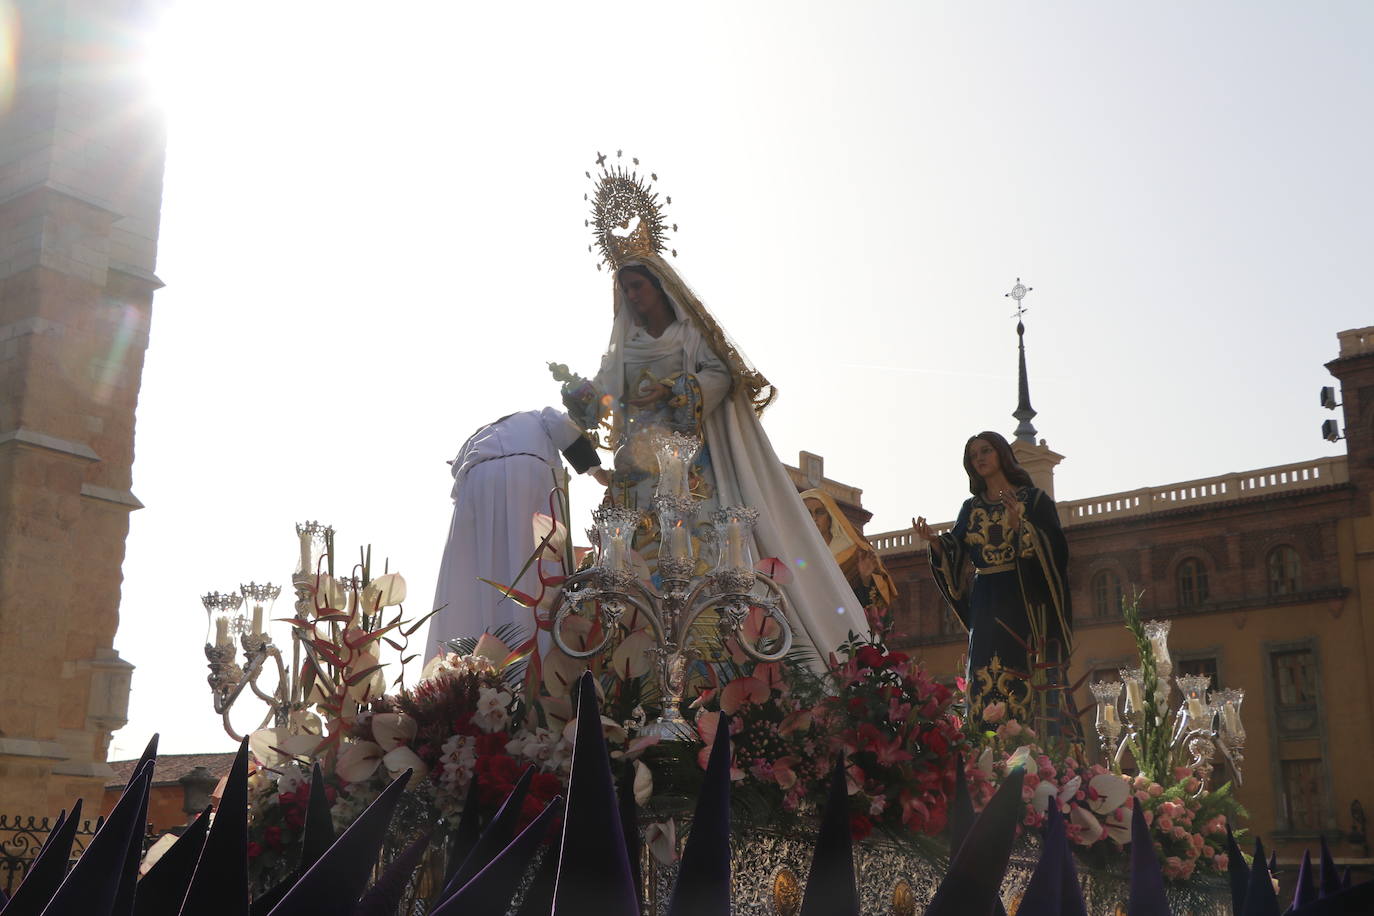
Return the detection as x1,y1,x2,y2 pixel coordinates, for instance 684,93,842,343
0,0,166,813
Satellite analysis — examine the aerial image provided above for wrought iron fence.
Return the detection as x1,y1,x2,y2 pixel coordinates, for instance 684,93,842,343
0,813,105,896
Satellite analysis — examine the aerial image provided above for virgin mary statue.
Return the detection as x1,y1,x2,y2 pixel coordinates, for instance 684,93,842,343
569,248,870,663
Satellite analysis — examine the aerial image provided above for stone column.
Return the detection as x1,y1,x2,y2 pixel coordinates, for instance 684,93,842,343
0,0,166,814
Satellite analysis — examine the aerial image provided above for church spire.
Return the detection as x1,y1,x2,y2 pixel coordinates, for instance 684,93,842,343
1005,278,1038,444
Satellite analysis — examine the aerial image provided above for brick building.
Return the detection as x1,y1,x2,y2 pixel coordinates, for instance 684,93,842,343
0,0,166,814
794,325,1374,867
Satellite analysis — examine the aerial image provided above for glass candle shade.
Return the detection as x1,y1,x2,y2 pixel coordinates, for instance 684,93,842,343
1120,668,1145,717
1176,674,1213,726
239,582,280,639
1143,619,1173,677
1090,680,1123,729
593,507,642,576
654,433,701,501
202,591,244,649
712,507,759,574
656,498,696,565
295,521,332,577
1212,688,1246,744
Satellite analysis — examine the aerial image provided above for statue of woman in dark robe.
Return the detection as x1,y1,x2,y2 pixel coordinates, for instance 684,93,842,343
916,431,1073,730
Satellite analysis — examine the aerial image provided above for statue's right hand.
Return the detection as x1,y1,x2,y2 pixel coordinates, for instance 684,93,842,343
913,516,940,547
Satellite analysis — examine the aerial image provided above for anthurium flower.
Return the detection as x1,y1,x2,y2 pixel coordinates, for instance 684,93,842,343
249,728,322,767
382,745,429,782
1070,805,1105,845
610,628,655,679
719,676,769,714
1087,772,1130,815
754,556,793,586
645,819,677,865
337,740,384,783
633,760,653,805
370,712,417,751
531,512,568,558
472,632,512,664
362,572,407,609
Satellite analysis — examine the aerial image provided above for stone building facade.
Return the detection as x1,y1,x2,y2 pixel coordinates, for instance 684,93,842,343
796,326,1374,865
0,0,166,813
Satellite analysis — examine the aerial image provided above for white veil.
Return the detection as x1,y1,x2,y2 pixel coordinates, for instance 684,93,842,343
593,255,871,663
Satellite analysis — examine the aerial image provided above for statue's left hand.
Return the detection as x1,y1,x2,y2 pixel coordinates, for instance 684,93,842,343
997,490,1024,528
628,383,672,408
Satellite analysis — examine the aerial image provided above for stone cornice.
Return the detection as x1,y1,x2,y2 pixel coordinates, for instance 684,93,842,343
0,179,122,218
0,737,70,761
0,427,100,461
80,483,144,510
107,261,165,290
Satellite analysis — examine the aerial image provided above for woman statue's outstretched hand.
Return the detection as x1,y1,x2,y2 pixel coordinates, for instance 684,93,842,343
914,516,942,557
995,490,1024,528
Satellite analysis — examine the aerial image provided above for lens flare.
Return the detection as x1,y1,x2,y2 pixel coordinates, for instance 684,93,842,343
0,3,18,116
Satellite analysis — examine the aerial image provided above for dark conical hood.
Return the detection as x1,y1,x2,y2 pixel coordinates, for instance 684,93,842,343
114,735,160,916
925,767,1026,916
1291,878,1374,915
1226,822,1251,915
513,828,561,916
1292,850,1317,910
266,769,412,916
132,807,211,916
431,797,564,916
252,760,346,916
799,760,859,916
667,711,732,916
41,762,153,916
948,754,975,853
1014,803,1086,916
1241,838,1279,916
442,770,484,891
1318,836,1340,897
550,672,638,916
3,800,83,916
179,738,251,916
617,763,642,908
350,830,432,916
1128,800,1171,916
440,765,536,900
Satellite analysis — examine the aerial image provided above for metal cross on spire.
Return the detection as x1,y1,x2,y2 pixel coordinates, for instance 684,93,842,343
1005,278,1038,444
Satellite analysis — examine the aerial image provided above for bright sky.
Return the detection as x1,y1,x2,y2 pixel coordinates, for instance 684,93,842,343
111,1,1374,758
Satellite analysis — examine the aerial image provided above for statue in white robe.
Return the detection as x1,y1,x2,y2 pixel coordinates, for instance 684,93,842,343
426,408,604,658
573,254,871,664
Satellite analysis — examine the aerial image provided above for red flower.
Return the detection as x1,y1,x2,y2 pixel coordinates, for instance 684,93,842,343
850,813,873,841
886,652,910,667
263,826,283,851
475,733,509,757
530,772,563,801
247,841,263,860
855,646,885,670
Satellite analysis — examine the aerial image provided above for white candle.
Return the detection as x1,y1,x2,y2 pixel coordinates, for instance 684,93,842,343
607,533,628,572
299,531,313,574
1103,703,1119,726
725,519,745,568
1125,679,1144,712
660,454,685,498
666,521,690,560
251,604,264,637
1222,701,1242,735
214,617,230,648
1186,697,1205,720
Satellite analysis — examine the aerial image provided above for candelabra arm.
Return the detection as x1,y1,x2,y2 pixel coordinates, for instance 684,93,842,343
552,569,664,659
692,573,793,664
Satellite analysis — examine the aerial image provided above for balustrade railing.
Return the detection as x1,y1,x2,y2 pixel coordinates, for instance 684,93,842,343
868,456,1349,556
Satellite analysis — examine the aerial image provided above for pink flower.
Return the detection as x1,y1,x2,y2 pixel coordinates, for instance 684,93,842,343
982,702,1007,724
996,720,1023,739
1148,783,1164,797
1173,766,1194,781
1157,816,1174,832
1214,854,1229,870
1172,825,1187,840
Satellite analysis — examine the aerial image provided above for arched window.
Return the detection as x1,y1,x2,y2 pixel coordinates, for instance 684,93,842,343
1267,545,1301,596
1177,558,1209,609
1092,569,1123,617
